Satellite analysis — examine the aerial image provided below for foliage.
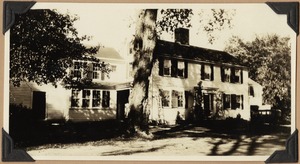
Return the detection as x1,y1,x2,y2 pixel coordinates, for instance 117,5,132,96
198,9,236,44
224,35,291,117
156,9,193,36
156,9,235,43
10,9,109,88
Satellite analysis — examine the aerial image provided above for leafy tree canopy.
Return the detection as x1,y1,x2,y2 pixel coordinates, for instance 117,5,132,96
10,9,109,88
156,9,235,44
224,35,291,110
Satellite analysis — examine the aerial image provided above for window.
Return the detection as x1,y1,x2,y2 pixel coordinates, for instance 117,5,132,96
101,71,106,80
177,61,185,78
159,58,188,78
236,95,244,109
71,89,110,109
161,90,170,107
223,94,244,110
163,59,171,76
73,62,82,78
111,65,117,72
201,64,214,81
92,90,101,107
82,90,91,108
221,67,230,82
71,90,80,107
172,90,184,108
249,86,254,97
93,63,101,79
102,91,110,108
73,61,88,78
230,68,243,83
178,91,184,107
223,94,231,109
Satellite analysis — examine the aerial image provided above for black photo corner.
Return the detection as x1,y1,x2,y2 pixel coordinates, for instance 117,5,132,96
1,1,299,163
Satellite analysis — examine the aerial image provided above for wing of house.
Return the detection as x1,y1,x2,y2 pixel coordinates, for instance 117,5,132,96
10,47,131,122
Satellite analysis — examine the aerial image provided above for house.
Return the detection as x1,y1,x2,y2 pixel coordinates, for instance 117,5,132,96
146,28,263,124
10,28,263,125
10,47,132,121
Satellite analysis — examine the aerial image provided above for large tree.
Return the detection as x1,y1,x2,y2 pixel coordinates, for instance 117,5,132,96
10,9,108,88
224,35,291,120
128,9,235,136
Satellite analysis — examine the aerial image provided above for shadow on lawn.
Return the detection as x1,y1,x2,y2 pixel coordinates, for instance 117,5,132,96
10,109,290,156
151,120,290,156
10,119,126,149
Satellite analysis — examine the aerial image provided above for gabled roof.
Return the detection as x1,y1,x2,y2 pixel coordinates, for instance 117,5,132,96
155,40,245,67
94,47,124,60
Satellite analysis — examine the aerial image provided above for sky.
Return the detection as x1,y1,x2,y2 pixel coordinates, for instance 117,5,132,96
32,3,295,57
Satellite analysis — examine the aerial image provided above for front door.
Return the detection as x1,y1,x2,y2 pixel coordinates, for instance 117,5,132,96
117,90,130,120
203,94,214,119
32,91,46,120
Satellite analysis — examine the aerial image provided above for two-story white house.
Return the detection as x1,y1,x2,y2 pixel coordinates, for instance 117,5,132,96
10,47,132,122
147,28,263,124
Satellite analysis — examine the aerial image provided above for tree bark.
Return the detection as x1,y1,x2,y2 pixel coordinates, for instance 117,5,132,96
127,9,158,136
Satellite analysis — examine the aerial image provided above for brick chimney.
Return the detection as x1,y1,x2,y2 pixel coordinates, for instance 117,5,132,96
175,28,189,45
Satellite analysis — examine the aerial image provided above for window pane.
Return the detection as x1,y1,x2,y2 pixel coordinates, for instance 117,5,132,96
92,90,101,107
101,72,105,80
111,65,117,72
161,90,170,107
172,90,178,108
249,86,254,96
178,91,184,107
82,99,90,107
163,59,171,76
71,90,80,107
178,69,184,77
102,91,110,108
82,90,91,108
178,61,184,69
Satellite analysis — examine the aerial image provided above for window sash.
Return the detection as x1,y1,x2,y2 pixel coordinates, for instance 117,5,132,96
102,91,110,108
161,90,170,107
92,90,101,107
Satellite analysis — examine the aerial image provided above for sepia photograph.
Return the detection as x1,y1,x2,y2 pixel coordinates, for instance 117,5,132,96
3,2,297,161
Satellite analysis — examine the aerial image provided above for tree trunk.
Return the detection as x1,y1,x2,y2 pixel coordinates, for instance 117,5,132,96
127,9,158,136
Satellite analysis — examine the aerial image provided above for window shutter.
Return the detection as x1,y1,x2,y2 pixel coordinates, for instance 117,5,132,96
158,58,163,76
221,67,225,82
231,94,236,109
230,67,235,83
240,69,243,84
201,64,205,80
87,63,93,79
210,65,214,81
241,95,244,109
185,91,189,108
184,61,188,78
171,59,178,77
222,94,226,109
